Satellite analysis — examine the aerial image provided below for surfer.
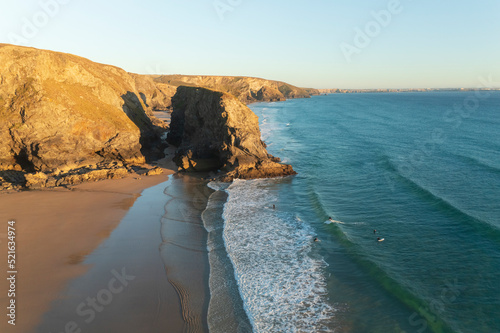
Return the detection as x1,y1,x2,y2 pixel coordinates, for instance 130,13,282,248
325,217,344,224
374,229,377,234
314,237,319,242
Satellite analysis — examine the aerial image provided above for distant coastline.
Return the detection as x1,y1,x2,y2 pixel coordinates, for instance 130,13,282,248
318,87,500,94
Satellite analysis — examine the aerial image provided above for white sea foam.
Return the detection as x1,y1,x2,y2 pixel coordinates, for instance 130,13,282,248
259,107,282,142
221,179,335,333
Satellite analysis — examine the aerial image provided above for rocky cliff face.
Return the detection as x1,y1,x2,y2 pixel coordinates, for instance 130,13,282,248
153,75,319,105
167,86,296,181
0,44,165,173
0,44,306,189
130,73,177,111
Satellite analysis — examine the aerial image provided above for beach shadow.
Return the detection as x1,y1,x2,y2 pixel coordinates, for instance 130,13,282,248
121,92,167,162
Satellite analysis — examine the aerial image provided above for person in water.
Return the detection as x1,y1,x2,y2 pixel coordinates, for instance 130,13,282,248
374,229,377,234
273,204,275,209
314,237,319,242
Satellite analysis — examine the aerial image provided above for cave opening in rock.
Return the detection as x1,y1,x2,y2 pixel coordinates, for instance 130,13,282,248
14,147,35,172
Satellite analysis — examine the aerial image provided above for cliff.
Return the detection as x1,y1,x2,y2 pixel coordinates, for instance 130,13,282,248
129,73,177,111
0,44,167,174
0,44,304,189
167,86,296,181
153,75,319,105
317,88,445,94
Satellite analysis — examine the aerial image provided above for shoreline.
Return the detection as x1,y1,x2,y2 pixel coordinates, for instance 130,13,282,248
0,167,175,332
203,182,253,332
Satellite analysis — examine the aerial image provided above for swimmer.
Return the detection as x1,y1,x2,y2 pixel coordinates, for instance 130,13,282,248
374,229,377,234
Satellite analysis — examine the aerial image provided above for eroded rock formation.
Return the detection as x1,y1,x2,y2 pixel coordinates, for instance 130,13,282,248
0,44,306,190
167,86,296,181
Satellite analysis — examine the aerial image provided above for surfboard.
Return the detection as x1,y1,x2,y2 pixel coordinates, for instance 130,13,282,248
325,219,344,224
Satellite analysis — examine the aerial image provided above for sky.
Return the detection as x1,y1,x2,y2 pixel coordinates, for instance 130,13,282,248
1,0,499,89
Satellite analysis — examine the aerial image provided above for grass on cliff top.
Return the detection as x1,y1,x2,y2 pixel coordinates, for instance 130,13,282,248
42,79,135,131
153,76,199,87
154,75,317,100
278,84,293,97
0,45,140,130
155,75,253,102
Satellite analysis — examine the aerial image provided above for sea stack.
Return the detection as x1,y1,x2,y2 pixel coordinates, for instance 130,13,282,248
167,86,296,181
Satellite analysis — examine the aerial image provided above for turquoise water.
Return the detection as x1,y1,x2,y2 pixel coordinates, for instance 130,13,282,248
209,92,500,333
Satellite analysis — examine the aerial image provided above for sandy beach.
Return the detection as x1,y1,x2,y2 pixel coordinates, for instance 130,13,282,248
33,174,212,333
0,160,215,332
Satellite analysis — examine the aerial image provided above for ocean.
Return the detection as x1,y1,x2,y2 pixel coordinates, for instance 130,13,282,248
203,92,500,333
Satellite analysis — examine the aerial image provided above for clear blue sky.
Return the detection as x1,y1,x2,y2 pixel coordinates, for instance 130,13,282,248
1,0,499,89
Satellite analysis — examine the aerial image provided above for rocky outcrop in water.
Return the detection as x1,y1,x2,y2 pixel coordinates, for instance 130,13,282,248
167,86,296,181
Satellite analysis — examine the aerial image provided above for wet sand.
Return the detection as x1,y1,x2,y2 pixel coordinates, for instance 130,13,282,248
0,166,191,332
32,174,212,333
